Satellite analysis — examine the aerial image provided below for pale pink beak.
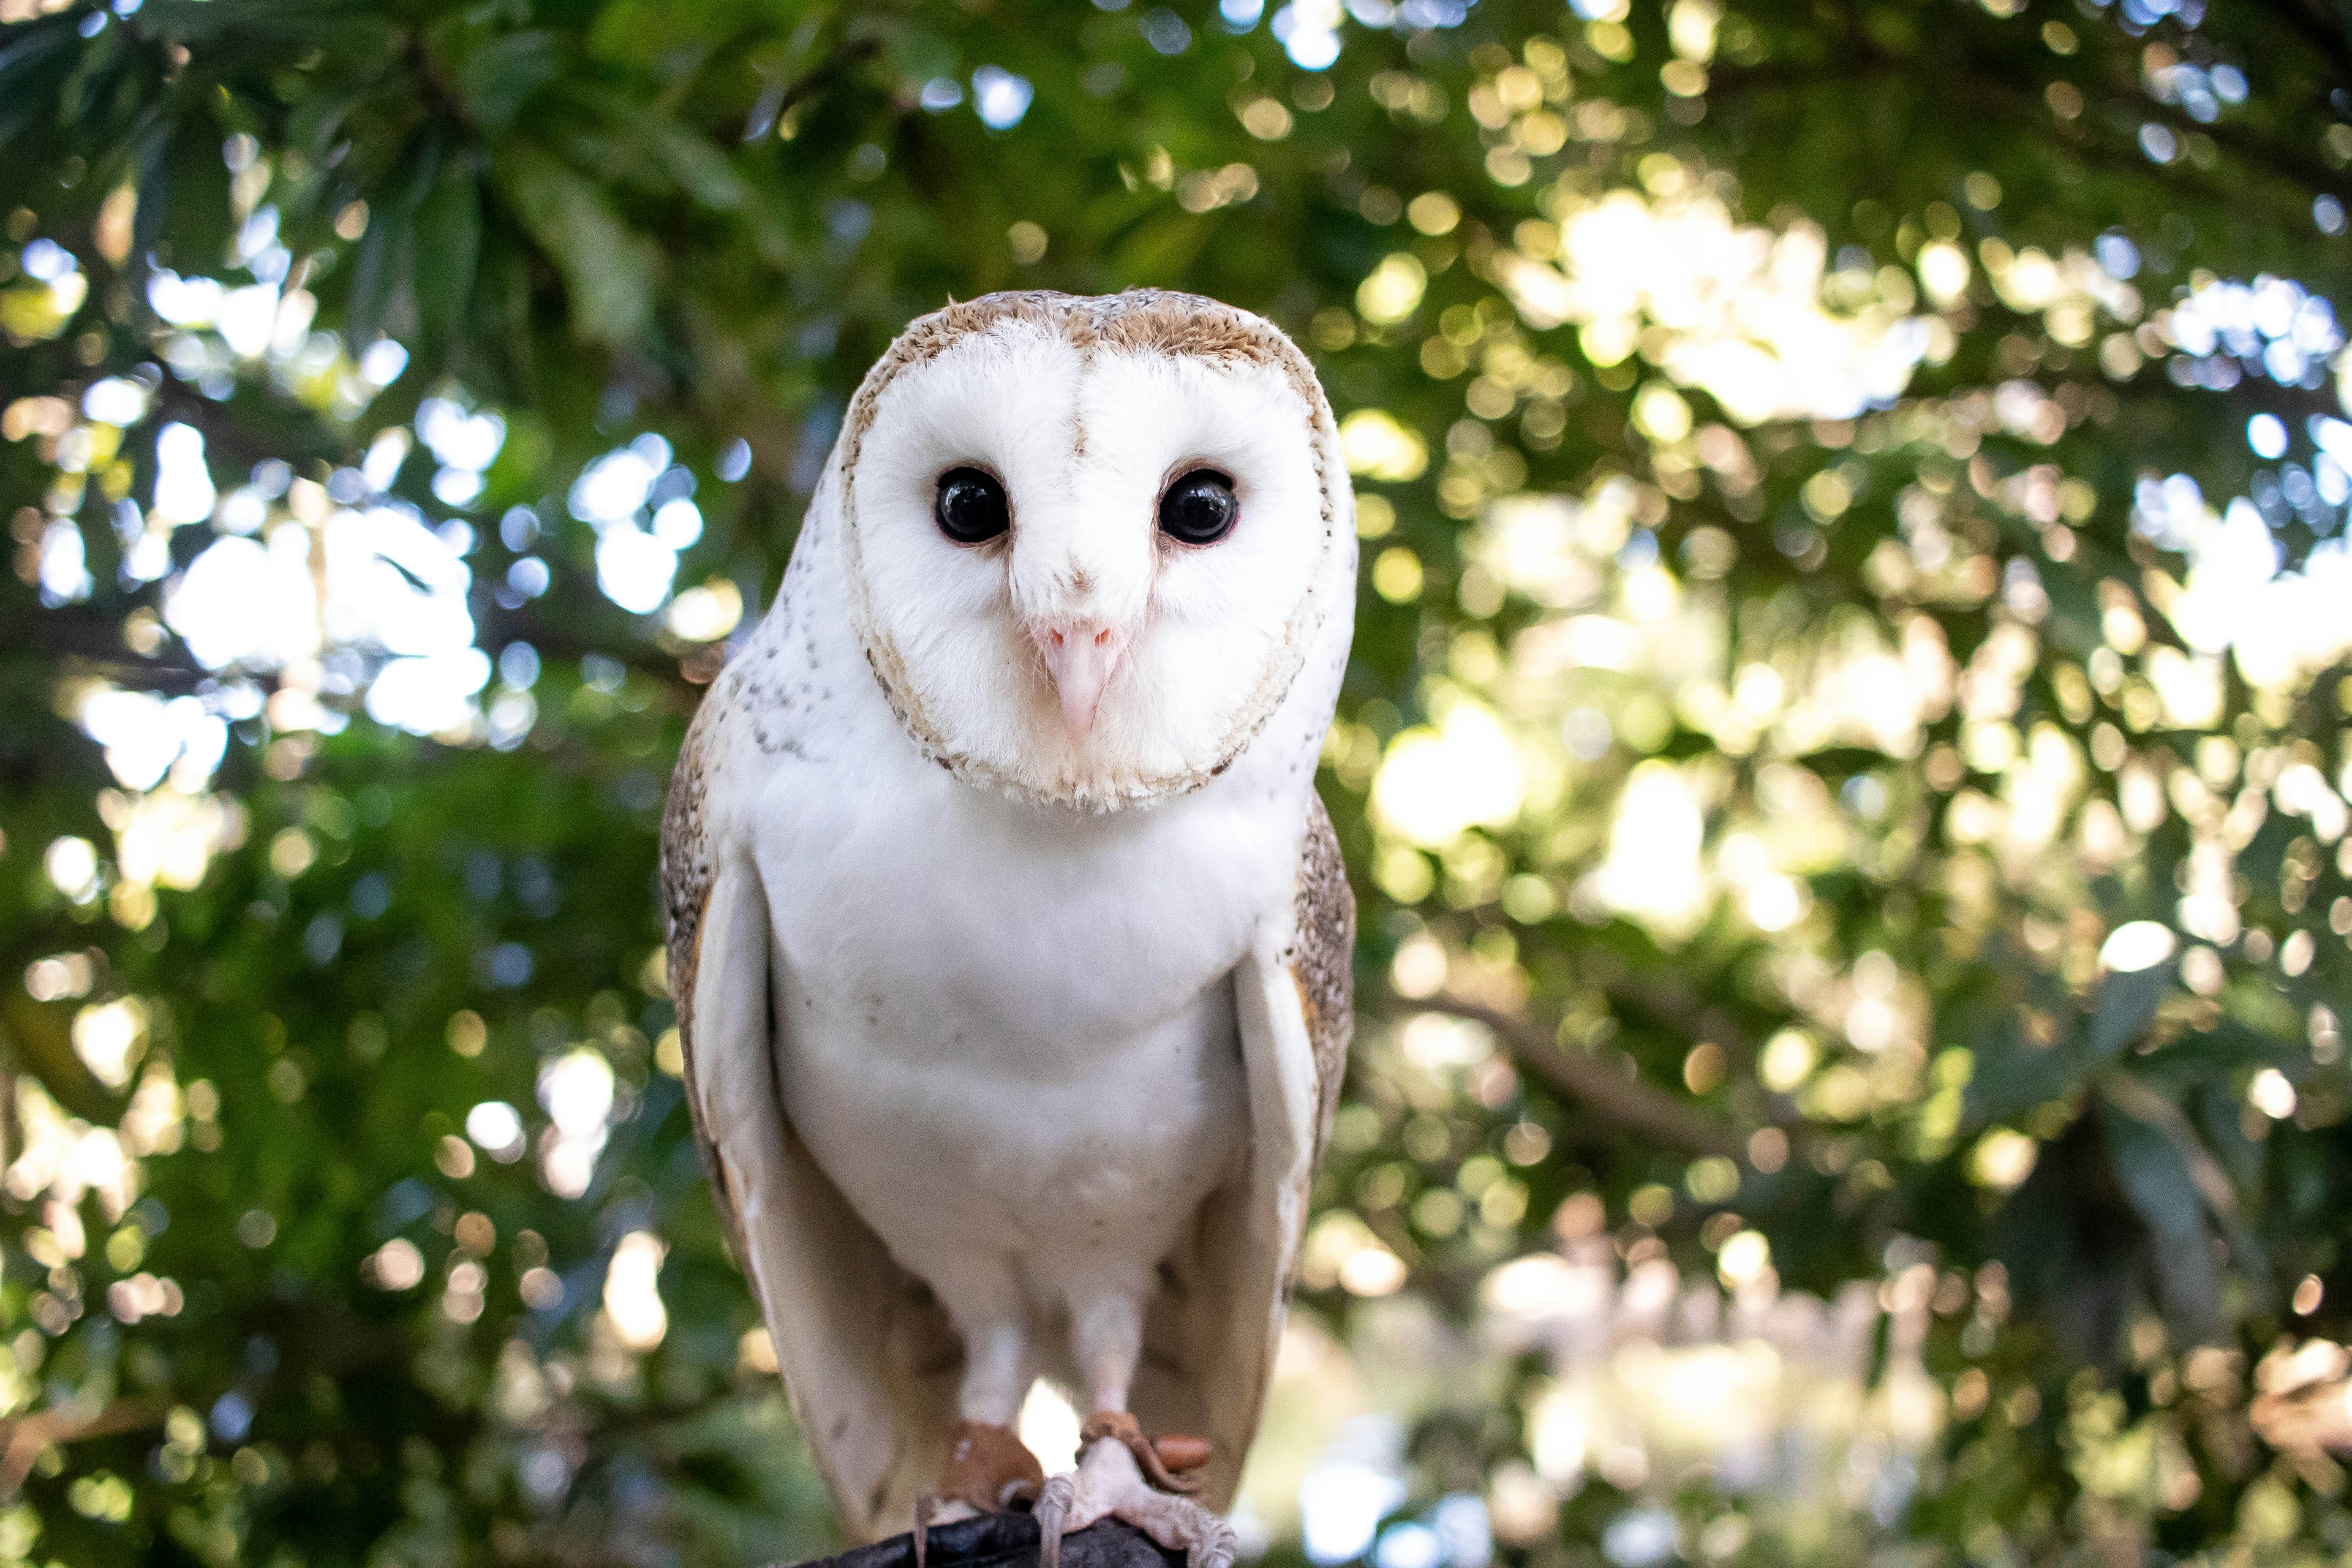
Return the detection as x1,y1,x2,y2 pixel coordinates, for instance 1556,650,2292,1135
1033,622,1125,746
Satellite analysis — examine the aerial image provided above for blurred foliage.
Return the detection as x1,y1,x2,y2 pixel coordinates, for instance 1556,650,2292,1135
3,1,2352,1567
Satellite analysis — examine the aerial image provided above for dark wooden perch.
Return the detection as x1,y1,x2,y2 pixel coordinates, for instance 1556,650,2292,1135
794,1516,1182,1568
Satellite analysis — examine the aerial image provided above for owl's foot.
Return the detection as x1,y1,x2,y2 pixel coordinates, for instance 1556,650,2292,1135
916,1420,1046,1568
1077,1410,1212,1494
1036,1430,1235,1568
940,1419,1047,1512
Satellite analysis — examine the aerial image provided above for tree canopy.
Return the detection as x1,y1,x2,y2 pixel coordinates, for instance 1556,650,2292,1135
3,2,2352,1566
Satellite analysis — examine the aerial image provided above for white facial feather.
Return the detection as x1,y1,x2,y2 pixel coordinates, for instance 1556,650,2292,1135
839,293,1351,810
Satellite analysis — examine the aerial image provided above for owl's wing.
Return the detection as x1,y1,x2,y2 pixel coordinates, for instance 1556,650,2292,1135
1131,788,1355,1510
662,696,960,1544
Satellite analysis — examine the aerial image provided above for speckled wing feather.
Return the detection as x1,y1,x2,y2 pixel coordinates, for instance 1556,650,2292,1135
1287,788,1356,1166
1129,788,1354,1511
660,673,963,1545
657,696,736,1254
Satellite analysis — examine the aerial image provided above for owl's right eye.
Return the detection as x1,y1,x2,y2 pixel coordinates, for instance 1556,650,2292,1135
934,467,1011,545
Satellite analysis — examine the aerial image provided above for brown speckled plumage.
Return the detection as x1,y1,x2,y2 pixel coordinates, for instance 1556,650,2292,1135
657,690,745,1261
1287,791,1355,1167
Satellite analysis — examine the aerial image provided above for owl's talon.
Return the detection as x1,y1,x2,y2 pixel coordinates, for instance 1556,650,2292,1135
1035,1428,1237,1568
1187,1513,1240,1568
1036,1472,1079,1568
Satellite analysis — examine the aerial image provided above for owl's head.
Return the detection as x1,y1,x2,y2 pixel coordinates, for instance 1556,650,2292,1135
832,290,1355,812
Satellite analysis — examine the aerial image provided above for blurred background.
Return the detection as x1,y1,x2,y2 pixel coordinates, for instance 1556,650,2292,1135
3,1,2351,1565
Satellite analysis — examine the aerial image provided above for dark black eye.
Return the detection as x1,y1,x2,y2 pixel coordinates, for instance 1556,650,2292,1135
1158,470,1238,546
934,467,1010,544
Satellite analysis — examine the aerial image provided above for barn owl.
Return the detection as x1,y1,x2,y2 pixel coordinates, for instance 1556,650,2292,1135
660,290,1357,1568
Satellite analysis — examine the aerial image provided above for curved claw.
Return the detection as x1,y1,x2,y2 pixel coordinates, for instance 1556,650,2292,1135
913,1495,935,1568
1181,1502,1238,1568
1036,1472,1080,1568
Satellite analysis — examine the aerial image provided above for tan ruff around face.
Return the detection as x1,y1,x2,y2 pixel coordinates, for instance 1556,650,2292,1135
834,291,1352,812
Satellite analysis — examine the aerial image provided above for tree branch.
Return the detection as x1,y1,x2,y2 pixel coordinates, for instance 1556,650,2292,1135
1589,965,1765,1082
1416,994,1752,1162
1703,23,2352,207
473,592,706,700
0,603,210,693
0,1395,169,1498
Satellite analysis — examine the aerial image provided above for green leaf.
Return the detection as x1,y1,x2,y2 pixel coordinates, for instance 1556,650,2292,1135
2084,962,2172,1065
1961,1013,2073,1128
413,166,481,363
2098,1101,2220,1335
0,16,85,147
497,145,658,347
453,28,560,133
594,93,753,213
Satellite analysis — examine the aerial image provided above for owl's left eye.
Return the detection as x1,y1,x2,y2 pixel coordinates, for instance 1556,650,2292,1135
935,467,1011,544
1158,470,1238,546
